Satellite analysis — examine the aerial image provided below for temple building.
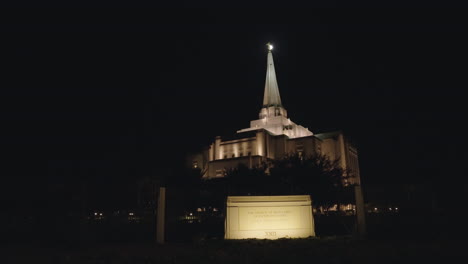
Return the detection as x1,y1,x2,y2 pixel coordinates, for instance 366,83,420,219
190,43,361,186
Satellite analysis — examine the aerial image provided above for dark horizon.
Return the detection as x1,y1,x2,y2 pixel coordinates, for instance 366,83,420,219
2,10,467,211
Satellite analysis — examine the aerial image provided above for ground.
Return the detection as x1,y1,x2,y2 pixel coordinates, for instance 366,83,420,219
3,236,465,264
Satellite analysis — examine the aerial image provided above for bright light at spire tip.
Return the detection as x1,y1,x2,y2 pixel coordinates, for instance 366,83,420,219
267,43,273,51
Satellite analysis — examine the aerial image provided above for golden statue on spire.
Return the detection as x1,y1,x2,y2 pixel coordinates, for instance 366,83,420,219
266,42,273,51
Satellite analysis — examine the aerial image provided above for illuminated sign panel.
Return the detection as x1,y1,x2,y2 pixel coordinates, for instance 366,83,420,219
225,195,315,239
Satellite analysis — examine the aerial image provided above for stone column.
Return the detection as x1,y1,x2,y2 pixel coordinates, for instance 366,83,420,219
354,185,366,238
215,136,221,160
156,187,166,244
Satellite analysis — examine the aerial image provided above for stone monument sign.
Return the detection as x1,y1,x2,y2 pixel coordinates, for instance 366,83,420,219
225,195,315,239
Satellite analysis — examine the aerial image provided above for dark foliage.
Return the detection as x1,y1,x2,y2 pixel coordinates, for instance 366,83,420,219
196,153,355,209
269,154,354,208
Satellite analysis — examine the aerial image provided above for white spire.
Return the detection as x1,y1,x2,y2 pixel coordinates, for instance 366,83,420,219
263,43,282,107
237,43,313,138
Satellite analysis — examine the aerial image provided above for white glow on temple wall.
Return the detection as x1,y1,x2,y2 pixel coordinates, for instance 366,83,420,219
233,144,239,157
256,132,264,156
219,146,224,160
242,141,248,155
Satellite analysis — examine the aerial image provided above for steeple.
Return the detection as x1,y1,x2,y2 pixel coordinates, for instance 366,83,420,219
259,43,287,119
237,43,313,138
263,43,282,107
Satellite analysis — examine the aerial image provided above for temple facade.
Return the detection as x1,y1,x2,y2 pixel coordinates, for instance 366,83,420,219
190,44,361,186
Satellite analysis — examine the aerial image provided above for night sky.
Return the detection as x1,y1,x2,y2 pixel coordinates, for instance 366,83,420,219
1,9,467,211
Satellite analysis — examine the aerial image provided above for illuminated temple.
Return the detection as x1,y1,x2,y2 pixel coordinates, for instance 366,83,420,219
190,43,361,186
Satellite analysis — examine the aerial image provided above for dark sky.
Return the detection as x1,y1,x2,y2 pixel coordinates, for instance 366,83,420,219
1,9,467,209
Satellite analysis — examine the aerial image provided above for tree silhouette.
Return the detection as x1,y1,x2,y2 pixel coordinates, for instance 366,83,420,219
269,153,353,209
224,163,268,196
222,153,353,210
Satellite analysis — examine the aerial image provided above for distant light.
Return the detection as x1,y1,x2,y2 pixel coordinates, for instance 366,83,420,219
189,213,193,216
395,207,399,210
99,213,103,216
129,212,134,216
374,207,378,211
94,212,97,216
389,208,392,210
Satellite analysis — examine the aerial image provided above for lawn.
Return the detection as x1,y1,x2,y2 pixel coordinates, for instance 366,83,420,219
3,236,465,264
